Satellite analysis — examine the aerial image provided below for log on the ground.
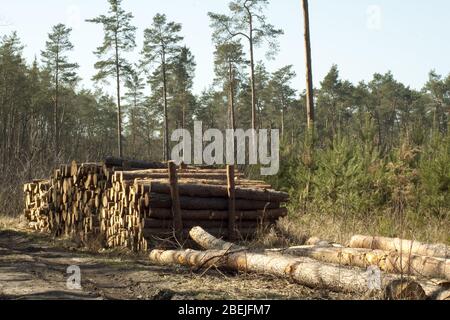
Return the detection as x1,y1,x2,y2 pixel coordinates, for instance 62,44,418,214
189,226,245,251
266,245,450,281
147,208,287,221
349,235,450,259
149,248,426,299
188,227,449,300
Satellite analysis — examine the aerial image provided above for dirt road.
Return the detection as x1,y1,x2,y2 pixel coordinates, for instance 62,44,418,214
0,228,357,300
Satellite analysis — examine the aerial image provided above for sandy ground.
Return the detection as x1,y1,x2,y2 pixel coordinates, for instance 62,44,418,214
0,226,360,300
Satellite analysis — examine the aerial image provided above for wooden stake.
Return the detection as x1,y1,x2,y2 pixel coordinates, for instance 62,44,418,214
227,165,236,241
168,161,183,240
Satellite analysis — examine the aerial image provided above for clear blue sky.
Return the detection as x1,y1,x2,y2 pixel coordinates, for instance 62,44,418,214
1,0,449,95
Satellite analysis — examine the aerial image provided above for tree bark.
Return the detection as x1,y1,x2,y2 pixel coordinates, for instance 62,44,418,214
244,4,257,131
302,0,315,135
267,245,450,281
149,248,426,299
349,235,450,259
138,182,288,202
54,48,59,160
227,165,236,240
143,193,280,211
187,227,449,300
162,51,170,162
168,161,183,240
114,24,123,158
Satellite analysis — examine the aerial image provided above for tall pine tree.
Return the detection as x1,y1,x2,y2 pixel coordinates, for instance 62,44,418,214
41,24,79,160
141,13,183,161
87,0,136,157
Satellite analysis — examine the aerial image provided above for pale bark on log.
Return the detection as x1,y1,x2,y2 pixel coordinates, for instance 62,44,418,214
149,248,426,299
187,227,449,300
349,235,450,259
189,226,245,251
266,245,450,281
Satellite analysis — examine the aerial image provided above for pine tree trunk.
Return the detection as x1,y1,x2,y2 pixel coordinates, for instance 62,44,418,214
115,32,123,158
149,248,426,299
162,53,170,162
349,235,450,259
302,0,314,135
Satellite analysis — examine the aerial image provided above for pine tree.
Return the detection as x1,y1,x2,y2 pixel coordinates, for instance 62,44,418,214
123,66,146,157
209,0,283,130
141,13,183,161
169,46,196,130
41,24,79,159
213,40,246,130
86,0,136,158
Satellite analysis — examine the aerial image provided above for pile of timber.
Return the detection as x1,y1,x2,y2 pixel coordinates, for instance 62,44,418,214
150,227,450,300
23,158,289,251
103,162,288,250
23,180,51,232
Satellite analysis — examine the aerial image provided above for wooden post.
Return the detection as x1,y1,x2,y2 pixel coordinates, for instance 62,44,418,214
227,165,236,240
168,161,183,240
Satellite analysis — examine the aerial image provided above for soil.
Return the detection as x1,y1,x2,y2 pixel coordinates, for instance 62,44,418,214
0,227,360,300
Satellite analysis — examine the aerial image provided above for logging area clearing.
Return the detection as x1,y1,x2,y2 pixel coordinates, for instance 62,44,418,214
1,158,448,300
0,220,357,300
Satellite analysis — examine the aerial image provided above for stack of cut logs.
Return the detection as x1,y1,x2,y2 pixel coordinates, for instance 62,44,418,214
23,158,289,251
23,180,51,232
103,162,288,251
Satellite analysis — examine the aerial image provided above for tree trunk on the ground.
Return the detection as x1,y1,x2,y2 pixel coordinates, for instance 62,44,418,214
149,248,426,299
349,235,450,259
267,245,450,281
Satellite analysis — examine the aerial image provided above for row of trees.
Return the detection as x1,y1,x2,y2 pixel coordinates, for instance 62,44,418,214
0,0,448,215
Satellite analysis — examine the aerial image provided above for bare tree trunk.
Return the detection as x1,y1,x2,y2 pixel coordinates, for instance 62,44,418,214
245,6,257,131
228,63,236,131
149,248,427,299
115,33,123,158
54,55,59,161
349,235,450,259
302,0,314,135
162,52,170,162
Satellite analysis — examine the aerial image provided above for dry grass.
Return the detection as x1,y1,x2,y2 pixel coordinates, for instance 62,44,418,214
270,211,450,247
0,215,22,231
